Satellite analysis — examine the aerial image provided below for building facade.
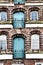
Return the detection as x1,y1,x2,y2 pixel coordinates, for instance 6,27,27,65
0,0,43,65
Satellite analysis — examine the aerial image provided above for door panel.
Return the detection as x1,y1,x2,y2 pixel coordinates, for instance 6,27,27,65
13,37,24,58
13,12,25,28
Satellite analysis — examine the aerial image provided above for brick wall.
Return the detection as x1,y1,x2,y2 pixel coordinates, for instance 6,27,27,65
0,0,43,3
1,59,43,65
0,28,43,54
0,6,43,24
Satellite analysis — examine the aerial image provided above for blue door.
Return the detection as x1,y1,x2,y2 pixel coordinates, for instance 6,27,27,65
13,37,25,58
13,0,25,4
13,12,25,28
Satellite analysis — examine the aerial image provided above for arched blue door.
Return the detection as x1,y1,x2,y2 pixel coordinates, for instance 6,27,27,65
13,0,25,4
13,37,25,58
13,12,25,28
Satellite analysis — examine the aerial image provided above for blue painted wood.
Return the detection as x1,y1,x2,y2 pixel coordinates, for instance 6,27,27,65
13,12,25,28
13,37,24,58
13,0,25,4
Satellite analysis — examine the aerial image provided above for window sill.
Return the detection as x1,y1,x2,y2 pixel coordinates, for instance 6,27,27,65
0,50,12,54
26,54,43,59
26,20,43,24
0,54,12,60
25,50,43,54
0,1,10,3
26,1,43,3
0,21,12,24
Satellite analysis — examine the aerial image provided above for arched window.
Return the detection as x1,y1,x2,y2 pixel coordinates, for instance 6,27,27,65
13,0,25,4
30,11,38,20
0,35,7,50
13,37,25,58
31,34,39,50
13,12,25,28
0,11,7,21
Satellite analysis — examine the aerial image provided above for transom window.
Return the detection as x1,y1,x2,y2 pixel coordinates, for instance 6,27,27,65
31,34,39,50
13,12,25,28
13,0,25,4
30,11,38,20
13,37,25,58
0,35,7,50
0,11,7,21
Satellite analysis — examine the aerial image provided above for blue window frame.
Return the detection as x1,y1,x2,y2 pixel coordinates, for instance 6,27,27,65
13,0,25,4
13,37,25,58
0,11,7,21
13,12,25,28
30,11,38,20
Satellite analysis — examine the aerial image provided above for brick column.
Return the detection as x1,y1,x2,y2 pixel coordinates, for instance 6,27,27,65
9,9,12,23
26,8,29,23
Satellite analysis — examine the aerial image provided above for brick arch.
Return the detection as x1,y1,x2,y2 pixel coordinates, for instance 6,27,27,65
12,34,26,40
29,7,40,12
30,30,41,35
0,7,8,12
12,8,25,17
0,31,9,35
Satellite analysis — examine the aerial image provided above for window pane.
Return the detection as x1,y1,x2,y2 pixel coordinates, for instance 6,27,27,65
0,13,1,21
13,37,24,58
1,12,7,21
13,12,25,28
13,0,25,4
0,35,7,50
2,40,7,50
30,11,38,20
0,63,4,65
31,34,39,49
